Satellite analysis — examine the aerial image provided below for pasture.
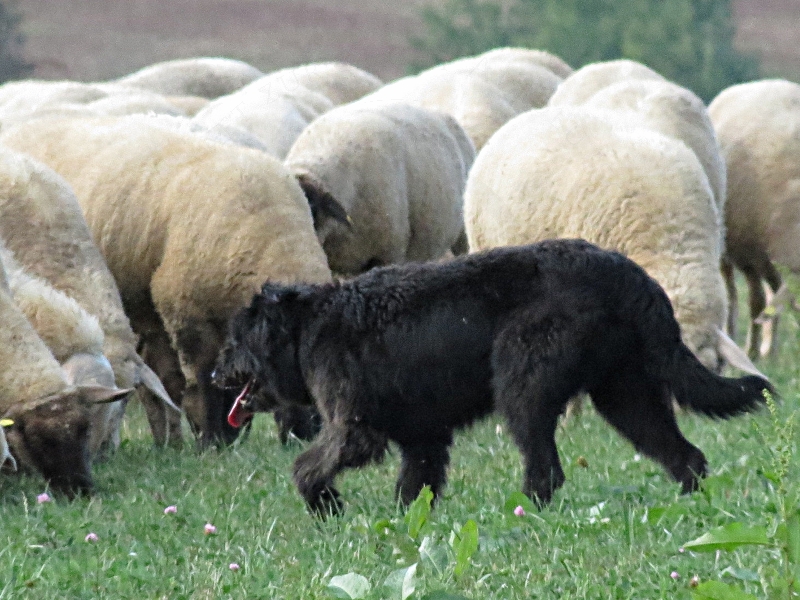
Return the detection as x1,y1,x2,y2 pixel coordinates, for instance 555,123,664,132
1,279,797,599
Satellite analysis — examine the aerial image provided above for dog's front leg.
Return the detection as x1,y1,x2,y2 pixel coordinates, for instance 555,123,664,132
293,420,387,517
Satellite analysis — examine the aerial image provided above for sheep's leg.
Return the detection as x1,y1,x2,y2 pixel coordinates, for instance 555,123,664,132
395,440,452,506
760,259,784,357
293,421,387,517
590,374,707,494
492,313,590,507
721,255,739,339
741,263,766,360
138,330,185,448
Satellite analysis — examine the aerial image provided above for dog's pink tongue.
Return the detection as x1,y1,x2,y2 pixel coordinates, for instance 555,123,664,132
227,382,254,428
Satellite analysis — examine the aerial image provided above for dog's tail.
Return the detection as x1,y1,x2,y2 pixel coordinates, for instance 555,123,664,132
669,343,772,419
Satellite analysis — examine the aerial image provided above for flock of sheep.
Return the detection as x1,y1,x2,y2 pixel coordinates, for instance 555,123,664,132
0,48,798,500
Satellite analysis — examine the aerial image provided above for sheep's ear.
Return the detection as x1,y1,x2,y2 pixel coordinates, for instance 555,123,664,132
296,173,352,229
78,385,134,404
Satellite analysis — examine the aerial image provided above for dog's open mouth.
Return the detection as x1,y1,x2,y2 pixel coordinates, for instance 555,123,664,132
227,380,256,428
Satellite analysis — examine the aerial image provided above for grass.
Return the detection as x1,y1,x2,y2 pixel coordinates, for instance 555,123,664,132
1,285,798,599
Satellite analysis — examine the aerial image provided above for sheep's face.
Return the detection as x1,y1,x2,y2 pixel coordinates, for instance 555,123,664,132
213,286,313,429
3,386,130,497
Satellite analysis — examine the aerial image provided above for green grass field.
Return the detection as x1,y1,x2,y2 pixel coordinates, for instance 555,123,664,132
2,285,798,599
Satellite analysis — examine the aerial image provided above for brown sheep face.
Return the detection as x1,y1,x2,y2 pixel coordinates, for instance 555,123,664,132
3,386,130,497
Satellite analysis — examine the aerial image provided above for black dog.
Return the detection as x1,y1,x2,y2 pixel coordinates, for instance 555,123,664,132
214,239,770,516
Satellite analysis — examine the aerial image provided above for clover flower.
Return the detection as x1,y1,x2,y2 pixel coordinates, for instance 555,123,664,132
229,563,240,572
204,523,217,535
164,505,177,515
36,493,51,504
513,505,526,517
85,532,99,543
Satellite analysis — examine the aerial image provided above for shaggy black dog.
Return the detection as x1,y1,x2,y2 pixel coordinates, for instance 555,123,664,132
213,239,771,516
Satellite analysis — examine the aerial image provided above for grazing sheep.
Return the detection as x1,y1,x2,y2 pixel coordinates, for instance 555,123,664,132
193,62,381,158
193,76,334,158
284,101,475,275
0,114,332,447
708,79,800,357
0,245,121,457
581,79,727,211
112,57,264,99
464,106,741,373
0,145,178,449
262,62,383,106
548,59,665,107
367,53,561,151
214,239,770,516
0,243,130,495
473,47,574,79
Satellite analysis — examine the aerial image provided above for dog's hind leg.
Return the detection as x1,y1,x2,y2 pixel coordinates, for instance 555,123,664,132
293,421,387,517
589,373,708,494
492,314,587,507
395,439,452,506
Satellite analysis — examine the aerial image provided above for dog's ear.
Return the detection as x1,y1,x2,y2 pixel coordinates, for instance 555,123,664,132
296,173,352,229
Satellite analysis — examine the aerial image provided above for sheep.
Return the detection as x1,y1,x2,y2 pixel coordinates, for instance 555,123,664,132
367,53,561,151
473,47,574,79
261,62,383,106
464,105,752,374
192,62,381,158
112,57,264,99
193,75,334,158
284,100,475,276
0,245,120,457
548,59,666,107
0,240,130,495
0,144,180,448
708,79,800,357
213,239,770,516
0,114,333,447
581,79,727,213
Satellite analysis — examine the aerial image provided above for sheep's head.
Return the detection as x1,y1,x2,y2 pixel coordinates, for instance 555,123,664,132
2,385,131,497
213,285,314,429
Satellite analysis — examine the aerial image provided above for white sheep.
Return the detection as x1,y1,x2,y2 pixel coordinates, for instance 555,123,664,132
0,240,130,494
284,100,475,275
112,57,264,99
368,52,561,151
464,105,750,373
0,114,333,447
192,62,381,158
548,59,666,107
582,78,727,213
708,79,800,357
473,47,574,79
0,145,178,449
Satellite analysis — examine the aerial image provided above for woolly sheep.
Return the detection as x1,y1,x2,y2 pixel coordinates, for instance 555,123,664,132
112,57,264,99
474,47,574,79
0,245,119,457
0,240,130,495
284,100,475,275
368,54,560,151
582,79,727,211
0,145,179,448
548,59,666,107
193,75,333,158
464,106,734,372
263,62,383,106
708,79,800,357
192,62,381,159
0,114,333,447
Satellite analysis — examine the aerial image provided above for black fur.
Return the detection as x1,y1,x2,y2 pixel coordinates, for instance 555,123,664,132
214,239,771,516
